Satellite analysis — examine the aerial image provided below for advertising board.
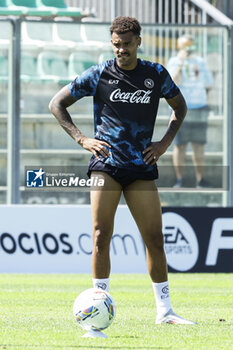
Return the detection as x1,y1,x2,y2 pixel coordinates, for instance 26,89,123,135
0,206,232,272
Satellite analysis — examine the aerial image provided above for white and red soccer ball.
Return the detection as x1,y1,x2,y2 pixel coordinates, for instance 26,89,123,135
73,288,116,331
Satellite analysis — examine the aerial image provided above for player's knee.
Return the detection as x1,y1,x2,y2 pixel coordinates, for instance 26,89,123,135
93,228,111,253
147,231,164,252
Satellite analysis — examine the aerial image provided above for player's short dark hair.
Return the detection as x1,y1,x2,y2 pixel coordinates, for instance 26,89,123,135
110,16,141,37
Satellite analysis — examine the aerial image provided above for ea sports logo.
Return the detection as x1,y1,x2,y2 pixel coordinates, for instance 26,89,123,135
162,212,199,271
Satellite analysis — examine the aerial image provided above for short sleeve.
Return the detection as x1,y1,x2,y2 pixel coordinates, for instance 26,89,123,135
156,64,180,99
67,63,106,101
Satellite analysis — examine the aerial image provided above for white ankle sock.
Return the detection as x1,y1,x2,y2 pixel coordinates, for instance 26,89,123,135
92,278,110,292
152,281,172,318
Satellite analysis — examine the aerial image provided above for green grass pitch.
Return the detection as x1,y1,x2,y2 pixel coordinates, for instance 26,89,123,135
0,273,232,350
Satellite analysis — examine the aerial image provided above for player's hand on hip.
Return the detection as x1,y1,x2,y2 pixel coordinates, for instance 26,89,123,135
81,138,111,159
143,142,167,165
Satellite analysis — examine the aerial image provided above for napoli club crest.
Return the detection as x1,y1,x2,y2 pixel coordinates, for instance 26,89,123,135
144,78,154,89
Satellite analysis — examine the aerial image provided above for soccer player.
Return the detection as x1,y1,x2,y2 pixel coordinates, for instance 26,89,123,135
49,16,195,326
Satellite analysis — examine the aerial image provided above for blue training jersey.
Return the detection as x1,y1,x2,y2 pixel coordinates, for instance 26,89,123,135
68,58,180,171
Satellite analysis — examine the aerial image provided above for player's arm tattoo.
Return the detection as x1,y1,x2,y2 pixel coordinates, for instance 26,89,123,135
49,86,87,146
162,92,187,147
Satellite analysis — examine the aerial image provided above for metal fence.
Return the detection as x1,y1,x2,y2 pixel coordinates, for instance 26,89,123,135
67,0,233,25
1,17,232,206
65,0,233,206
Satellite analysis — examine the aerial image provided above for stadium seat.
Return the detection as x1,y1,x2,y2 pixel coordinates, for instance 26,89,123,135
0,54,8,82
6,0,56,17
21,22,55,50
80,24,111,51
21,53,39,83
54,22,111,53
36,0,82,18
54,23,83,46
68,52,97,79
0,0,24,15
0,21,11,49
54,23,104,52
81,24,111,43
37,51,70,84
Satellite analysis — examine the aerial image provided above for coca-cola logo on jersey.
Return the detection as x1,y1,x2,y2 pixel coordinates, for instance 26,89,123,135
110,88,152,104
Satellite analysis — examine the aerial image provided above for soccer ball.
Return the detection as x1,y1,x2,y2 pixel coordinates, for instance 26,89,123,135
73,288,116,331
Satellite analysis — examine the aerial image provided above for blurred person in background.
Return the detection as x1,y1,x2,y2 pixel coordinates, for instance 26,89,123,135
167,34,213,188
